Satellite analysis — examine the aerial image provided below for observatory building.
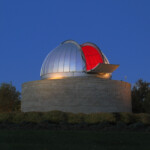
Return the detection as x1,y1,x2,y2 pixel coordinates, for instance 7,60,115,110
21,40,132,113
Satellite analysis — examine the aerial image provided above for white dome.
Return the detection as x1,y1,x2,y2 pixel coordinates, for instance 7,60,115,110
40,40,86,79
40,40,119,79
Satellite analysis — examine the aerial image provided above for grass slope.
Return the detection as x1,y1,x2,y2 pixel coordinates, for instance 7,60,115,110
0,130,150,150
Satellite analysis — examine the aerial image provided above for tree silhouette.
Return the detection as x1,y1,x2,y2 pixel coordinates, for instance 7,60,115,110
132,79,150,113
0,82,20,112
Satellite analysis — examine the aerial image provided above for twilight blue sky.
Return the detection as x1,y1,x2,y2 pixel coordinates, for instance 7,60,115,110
0,0,150,91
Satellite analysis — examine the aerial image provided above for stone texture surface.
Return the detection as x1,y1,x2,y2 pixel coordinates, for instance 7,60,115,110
21,77,132,113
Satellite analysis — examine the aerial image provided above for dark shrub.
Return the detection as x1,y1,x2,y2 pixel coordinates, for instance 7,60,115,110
67,113,85,124
42,111,67,123
84,113,116,124
119,113,138,124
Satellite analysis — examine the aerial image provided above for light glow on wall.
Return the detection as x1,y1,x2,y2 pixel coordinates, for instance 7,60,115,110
48,74,64,79
96,73,111,79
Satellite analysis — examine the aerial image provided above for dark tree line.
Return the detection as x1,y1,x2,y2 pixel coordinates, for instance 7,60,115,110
132,79,150,113
0,83,20,112
0,79,149,113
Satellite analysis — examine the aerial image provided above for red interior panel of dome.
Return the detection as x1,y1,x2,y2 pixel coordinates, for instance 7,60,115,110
81,45,103,71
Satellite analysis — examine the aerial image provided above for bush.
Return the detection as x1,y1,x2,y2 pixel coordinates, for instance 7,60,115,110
84,113,116,124
136,113,150,125
10,112,25,123
67,113,85,124
0,111,149,126
0,113,12,123
42,111,67,123
119,113,138,124
23,112,45,123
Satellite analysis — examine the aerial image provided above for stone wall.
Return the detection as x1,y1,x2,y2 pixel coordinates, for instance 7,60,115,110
21,77,132,113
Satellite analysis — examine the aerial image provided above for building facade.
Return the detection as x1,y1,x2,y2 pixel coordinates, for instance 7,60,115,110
21,40,132,113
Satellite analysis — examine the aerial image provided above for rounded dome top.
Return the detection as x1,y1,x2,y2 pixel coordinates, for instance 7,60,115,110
40,40,118,79
40,40,86,79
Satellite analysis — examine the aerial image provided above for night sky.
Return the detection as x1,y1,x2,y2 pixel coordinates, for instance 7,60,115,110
0,0,150,91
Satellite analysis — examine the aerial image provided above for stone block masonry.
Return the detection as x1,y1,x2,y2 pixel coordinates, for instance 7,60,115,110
21,77,132,113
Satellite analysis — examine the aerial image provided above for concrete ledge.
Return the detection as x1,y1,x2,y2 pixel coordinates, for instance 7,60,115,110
21,77,132,113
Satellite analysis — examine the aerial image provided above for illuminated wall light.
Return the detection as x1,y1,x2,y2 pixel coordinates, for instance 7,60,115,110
49,77,64,80
97,73,111,79
48,74,64,79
